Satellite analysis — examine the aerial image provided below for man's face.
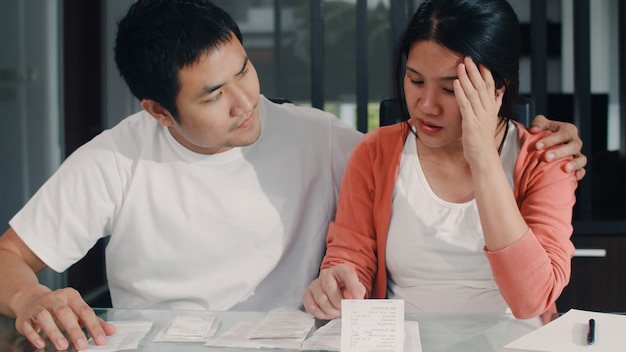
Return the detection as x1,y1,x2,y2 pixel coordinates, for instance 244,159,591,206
155,35,261,154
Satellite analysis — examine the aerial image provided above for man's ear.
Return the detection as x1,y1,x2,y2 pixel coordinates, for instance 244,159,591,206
141,99,176,127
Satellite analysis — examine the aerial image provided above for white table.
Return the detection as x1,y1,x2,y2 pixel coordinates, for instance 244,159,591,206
0,307,558,351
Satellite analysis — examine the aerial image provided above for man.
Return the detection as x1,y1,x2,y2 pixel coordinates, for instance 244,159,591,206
0,0,586,350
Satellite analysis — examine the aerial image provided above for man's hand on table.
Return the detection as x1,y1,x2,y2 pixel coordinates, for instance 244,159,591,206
14,285,116,350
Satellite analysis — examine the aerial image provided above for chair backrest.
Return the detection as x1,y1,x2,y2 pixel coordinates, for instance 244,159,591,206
269,97,293,105
514,96,534,127
379,97,535,127
379,98,403,127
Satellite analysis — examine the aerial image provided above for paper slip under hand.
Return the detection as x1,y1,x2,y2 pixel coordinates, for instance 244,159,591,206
85,321,153,351
500,308,626,351
341,299,405,352
153,315,220,342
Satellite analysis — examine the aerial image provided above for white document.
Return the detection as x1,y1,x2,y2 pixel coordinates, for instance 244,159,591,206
246,306,314,339
205,306,314,350
299,318,342,350
205,321,307,349
153,315,219,342
500,309,626,351
84,321,153,351
341,299,405,352
300,318,422,352
403,321,422,352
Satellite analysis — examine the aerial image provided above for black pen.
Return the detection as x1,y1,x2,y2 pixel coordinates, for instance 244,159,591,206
587,318,595,345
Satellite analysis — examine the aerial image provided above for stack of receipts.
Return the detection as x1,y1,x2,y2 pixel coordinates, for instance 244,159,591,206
205,301,421,351
84,303,419,351
204,306,315,349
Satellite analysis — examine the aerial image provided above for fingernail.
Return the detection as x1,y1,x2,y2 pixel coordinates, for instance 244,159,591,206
34,338,46,349
546,152,555,161
77,337,89,348
56,337,69,350
565,164,574,172
536,142,545,150
95,334,106,345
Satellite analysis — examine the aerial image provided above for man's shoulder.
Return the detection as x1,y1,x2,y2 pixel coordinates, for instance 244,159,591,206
73,110,161,159
261,95,336,122
260,95,362,138
91,110,158,141
109,110,158,132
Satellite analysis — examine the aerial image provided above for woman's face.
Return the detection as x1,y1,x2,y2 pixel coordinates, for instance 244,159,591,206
403,40,464,150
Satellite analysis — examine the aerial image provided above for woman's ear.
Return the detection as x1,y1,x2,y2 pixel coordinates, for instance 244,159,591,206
141,99,176,127
496,85,506,98
496,78,510,97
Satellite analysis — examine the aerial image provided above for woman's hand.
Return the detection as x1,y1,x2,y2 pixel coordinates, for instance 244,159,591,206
302,264,366,320
453,56,504,168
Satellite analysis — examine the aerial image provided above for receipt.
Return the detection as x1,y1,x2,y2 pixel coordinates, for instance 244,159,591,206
341,299,405,352
153,315,219,342
85,321,153,351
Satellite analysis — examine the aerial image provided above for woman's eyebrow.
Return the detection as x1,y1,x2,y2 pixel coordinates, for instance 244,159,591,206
406,66,457,81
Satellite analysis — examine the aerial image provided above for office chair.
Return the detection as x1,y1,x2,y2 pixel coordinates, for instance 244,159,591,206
379,98,404,127
269,97,293,105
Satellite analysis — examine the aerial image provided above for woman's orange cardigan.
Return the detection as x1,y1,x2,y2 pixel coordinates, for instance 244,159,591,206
321,121,577,319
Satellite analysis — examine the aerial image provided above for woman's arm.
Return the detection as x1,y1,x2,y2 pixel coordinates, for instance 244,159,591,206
455,57,576,318
485,144,577,318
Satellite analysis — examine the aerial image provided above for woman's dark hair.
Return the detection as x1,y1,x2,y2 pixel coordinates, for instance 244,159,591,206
114,0,243,121
392,0,521,121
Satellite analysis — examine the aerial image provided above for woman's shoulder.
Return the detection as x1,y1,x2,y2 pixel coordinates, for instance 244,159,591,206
512,120,574,184
513,120,552,160
361,122,408,145
347,123,408,166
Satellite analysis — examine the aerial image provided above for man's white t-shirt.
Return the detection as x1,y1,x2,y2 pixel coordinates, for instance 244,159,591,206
10,95,362,311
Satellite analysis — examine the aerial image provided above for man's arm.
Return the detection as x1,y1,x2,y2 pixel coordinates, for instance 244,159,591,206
529,115,587,181
0,227,115,350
